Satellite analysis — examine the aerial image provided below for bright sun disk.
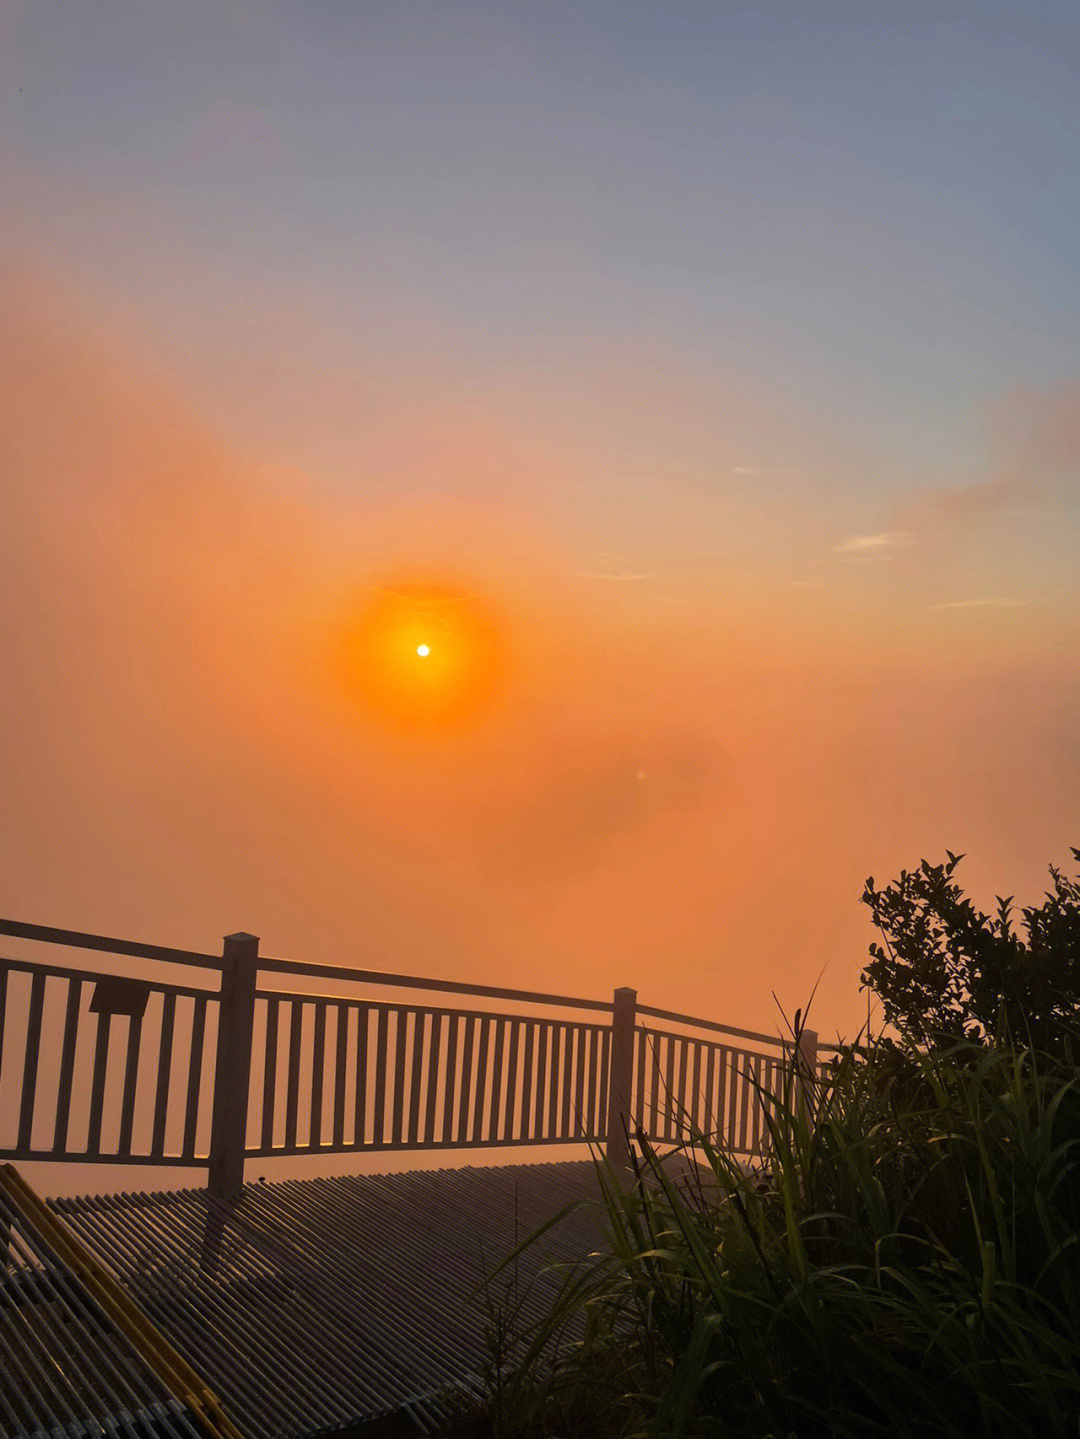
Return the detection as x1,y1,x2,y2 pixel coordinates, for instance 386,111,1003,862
343,581,504,732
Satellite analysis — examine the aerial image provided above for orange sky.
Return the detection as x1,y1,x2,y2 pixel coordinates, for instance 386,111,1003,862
4,2,1080,1201
5,258,1078,1071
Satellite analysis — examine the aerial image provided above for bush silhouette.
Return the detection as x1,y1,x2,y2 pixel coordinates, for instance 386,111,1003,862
862,847,1080,1049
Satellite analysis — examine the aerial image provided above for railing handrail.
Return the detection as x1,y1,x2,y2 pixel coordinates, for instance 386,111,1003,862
0,919,221,970
256,956,612,1012
0,919,613,1014
636,1002,785,1049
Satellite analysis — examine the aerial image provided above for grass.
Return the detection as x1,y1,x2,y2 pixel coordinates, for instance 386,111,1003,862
447,1015,1080,1438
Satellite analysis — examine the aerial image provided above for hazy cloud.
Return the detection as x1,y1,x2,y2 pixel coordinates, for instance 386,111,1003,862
829,386,1079,572
485,730,732,883
179,103,284,165
900,384,1080,535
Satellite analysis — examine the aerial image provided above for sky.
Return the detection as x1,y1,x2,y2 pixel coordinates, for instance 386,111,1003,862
3,3,1080,1191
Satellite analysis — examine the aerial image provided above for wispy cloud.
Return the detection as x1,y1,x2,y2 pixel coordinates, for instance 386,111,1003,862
833,531,915,556
729,465,804,478
924,598,1030,610
570,572,659,582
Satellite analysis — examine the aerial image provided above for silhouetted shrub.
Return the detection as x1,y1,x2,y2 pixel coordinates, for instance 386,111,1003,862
862,847,1080,1051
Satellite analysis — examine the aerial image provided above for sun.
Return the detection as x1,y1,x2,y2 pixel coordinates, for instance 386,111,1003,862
343,582,504,732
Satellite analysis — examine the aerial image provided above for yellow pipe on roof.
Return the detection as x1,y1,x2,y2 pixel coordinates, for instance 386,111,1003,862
1,1164,250,1439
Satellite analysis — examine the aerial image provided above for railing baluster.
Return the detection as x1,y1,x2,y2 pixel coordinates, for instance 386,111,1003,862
548,1024,563,1139
151,991,176,1158
261,998,279,1152
586,1025,600,1136
408,1010,426,1145
52,976,82,1154
181,996,207,1162
116,1010,143,1156
702,1043,716,1139
534,1022,548,1139
332,1004,348,1149
764,1055,774,1144
390,1008,408,1146
725,1047,738,1149
664,1034,677,1142
572,1026,587,1138
502,1018,520,1142
770,1055,781,1140
16,970,47,1152
372,1007,389,1146
488,1017,505,1141
675,1035,689,1138
597,1025,610,1140
442,1013,458,1145
86,1010,112,1157
727,1046,740,1149
648,1031,661,1139
690,1040,702,1136
519,1021,535,1142
310,1001,327,1148
423,1011,442,1145
284,1000,303,1151
471,1015,491,1143
456,1015,476,1144
559,1025,574,1139
354,1004,369,1146
738,1051,752,1153
717,1045,731,1147
633,1029,646,1141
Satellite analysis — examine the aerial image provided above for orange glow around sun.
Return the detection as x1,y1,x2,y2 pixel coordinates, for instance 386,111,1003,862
344,582,505,732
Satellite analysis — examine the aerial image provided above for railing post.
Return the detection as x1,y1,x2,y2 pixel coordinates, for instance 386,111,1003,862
605,987,637,1172
208,932,259,1205
794,1027,818,1127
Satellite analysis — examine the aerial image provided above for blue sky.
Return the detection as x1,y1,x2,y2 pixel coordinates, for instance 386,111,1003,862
9,2,1078,496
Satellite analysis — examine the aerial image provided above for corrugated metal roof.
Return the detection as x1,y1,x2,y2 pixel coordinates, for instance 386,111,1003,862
48,1161,606,1437
0,1167,218,1439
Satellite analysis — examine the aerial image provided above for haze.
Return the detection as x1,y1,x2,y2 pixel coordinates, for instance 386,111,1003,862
4,1,1079,1195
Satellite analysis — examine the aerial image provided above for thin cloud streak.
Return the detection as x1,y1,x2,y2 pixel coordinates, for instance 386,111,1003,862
834,532,916,555
569,572,660,582
925,599,1031,610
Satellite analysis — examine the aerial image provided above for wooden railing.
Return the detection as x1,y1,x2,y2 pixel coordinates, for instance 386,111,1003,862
0,921,816,1201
